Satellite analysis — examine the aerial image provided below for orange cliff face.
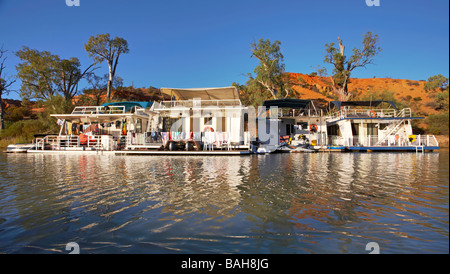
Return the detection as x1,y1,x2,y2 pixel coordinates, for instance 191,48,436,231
288,73,438,115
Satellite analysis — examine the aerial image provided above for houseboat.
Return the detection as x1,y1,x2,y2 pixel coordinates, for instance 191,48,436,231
124,86,252,155
27,101,153,154
255,99,440,153
256,98,324,153
27,87,253,155
256,99,439,153
325,100,440,152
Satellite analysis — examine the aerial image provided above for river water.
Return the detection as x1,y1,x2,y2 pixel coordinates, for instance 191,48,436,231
0,150,448,254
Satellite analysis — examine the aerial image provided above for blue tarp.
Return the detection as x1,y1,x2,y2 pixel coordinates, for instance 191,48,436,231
101,101,152,112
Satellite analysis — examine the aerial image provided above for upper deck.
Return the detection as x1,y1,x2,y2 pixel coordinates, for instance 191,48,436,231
50,103,150,122
325,100,423,123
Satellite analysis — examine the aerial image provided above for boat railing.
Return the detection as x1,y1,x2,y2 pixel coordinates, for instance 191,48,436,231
328,134,439,147
154,99,242,109
327,108,412,121
132,106,148,116
32,134,118,151
71,106,126,115
130,131,252,148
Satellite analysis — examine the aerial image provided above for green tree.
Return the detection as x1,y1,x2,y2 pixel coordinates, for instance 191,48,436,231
57,57,96,100
84,33,129,102
0,47,17,131
424,74,449,93
323,32,382,101
424,74,449,111
15,46,94,101
248,39,293,100
15,47,58,100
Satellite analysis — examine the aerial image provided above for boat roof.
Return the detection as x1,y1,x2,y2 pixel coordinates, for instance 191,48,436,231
101,101,152,112
50,101,151,122
160,86,240,101
330,100,399,111
262,98,314,109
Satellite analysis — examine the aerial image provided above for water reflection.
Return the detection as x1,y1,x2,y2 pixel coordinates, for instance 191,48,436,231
0,150,448,253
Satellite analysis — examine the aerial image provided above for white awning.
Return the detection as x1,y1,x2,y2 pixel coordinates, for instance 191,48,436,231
160,86,240,101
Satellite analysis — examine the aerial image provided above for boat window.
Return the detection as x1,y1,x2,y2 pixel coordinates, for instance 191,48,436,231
367,123,378,136
136,119,142,134
351,122,359,136
297,122,308,130
163,117,179,132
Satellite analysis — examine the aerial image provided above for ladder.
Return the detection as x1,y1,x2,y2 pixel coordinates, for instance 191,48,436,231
375,119,404,146
416,146,424,153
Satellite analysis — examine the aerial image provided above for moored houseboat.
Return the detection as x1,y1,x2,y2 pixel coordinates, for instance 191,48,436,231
325,100,440,152
256,98,324,153
27,101,153,154
26,87,253,155
256,99,440,153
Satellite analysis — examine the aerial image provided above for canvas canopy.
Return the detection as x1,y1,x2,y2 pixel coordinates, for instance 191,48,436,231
160,87,240,101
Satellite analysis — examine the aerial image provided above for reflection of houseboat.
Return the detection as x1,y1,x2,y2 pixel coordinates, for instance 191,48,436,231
325,100,439,152
27,87,253,155
257,99,439,153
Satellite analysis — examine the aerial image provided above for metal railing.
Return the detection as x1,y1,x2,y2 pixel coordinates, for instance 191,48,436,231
71,106,126,115
327,108,412,121
328,134,439,147
154,99,242,110
32,135,118,151
132,131,252,147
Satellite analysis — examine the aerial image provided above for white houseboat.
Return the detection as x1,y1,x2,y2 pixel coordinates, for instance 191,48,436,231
126,86,252,155
257,99,440,153
27,101,153,154
325,100,440,152
256,98,324,153
27,87,253,155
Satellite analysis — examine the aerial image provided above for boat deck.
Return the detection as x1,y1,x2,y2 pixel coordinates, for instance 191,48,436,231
347,146,440,152
115,150,251,156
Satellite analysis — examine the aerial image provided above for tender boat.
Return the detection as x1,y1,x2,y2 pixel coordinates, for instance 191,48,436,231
6,143,35,153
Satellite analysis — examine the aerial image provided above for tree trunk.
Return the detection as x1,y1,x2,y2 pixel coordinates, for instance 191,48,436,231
0,95,4,131
107,62,113,102
337,88,352,101
106,79,112,102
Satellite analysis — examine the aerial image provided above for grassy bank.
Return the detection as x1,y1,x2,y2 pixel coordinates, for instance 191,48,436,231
435,135,449,148
0,118,58,150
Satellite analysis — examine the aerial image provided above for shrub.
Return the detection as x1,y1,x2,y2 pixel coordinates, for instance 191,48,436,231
424,112,449,135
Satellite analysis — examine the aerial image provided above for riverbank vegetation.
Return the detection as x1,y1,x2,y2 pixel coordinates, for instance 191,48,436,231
1,32,448,149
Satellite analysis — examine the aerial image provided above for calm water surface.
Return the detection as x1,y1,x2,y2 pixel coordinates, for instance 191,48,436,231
0,150,448,254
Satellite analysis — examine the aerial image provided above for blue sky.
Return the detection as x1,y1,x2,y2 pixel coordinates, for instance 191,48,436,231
0,0,448,100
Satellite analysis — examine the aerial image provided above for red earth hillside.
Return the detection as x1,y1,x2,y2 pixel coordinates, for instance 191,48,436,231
288,73,437,115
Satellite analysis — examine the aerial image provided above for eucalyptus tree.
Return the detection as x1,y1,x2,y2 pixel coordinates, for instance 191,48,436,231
249,38,292,100
323,32,382,101
0,47,16,130
84,33,129,102
15,46,95,101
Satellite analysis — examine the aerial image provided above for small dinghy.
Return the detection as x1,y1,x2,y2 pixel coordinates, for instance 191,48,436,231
6,143,35,153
